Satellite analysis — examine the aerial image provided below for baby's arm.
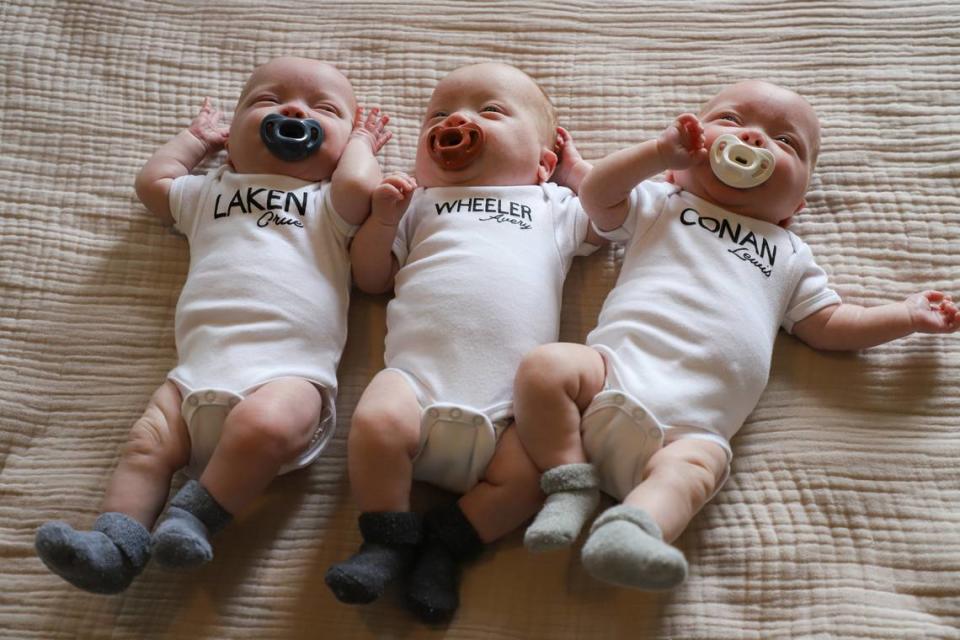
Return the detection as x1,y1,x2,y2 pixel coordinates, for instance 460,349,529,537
330,107,392,226
135,98,229,225
580,114,707,231
793,291,959,351
349,172,416,294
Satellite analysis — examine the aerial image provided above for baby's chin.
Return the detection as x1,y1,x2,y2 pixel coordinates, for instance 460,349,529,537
415,157,540,188
228,152,336,182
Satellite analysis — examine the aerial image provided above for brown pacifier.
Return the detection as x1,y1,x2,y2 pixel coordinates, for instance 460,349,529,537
427,122,484,170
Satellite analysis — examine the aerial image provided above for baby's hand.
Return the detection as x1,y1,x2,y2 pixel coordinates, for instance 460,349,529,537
187,98,229,153
906,290,959,334
552,127,589,190
351,106,392,154
657,113,707,170
372,172,416,225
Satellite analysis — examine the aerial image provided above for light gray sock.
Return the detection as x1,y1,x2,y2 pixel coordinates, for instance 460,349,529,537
35,512,151,594
581,504,687,590
524,463,600,552
151,480,232,569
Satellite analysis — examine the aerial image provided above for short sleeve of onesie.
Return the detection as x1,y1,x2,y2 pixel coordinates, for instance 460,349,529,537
169,172,212,237
590,179,676,243
542,182,596,259
782,237,842,333
320,186,359,241
391,190,422,268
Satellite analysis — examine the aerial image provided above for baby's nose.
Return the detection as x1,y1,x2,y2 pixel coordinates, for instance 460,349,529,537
442,112,470,127
739,129,765,147
280,104,307,119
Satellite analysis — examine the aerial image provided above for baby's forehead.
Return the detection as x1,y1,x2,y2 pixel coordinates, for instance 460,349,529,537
241,59,355,103
706,83,819,138
432,64,541,106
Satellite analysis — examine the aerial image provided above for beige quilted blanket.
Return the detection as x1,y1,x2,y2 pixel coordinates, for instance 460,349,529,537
2,1,959,638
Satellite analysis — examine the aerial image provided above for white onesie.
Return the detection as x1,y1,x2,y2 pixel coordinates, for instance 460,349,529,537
387,183,594,493
583,180,841,500
168,165,355,476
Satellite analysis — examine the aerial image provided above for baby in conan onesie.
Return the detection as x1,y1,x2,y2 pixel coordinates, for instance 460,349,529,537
35,57,391,594
324,62,598,622
513,80,959,590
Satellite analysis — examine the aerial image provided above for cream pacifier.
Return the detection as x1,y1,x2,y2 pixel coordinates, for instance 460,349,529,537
709,134,775,189
427,122,484,171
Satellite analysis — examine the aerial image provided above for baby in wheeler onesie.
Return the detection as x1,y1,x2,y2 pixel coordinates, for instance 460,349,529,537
513,80,959,590
35,57,391,594
325,62,599,622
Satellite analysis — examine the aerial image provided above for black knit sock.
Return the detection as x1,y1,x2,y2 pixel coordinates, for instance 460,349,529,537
405,502,484,624
325,511,422,604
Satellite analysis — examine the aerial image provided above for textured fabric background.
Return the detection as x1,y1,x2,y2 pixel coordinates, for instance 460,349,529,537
1,1,958,638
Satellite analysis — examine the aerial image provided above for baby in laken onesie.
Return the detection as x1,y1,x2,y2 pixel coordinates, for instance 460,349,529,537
35,57,391,593
325,62,599,622
513,80,959,589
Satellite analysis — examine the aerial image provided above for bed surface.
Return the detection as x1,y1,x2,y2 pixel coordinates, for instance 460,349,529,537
2,2,959,638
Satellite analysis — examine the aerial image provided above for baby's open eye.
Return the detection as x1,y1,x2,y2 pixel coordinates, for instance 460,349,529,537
480,105,504,114
776,135,796,149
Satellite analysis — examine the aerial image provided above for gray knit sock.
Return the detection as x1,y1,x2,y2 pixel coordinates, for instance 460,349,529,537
524,463,600,552
581,505,687,590
151,480,232,569
35,512,151,594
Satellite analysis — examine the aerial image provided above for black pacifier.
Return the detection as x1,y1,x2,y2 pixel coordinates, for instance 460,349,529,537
259,114,325,162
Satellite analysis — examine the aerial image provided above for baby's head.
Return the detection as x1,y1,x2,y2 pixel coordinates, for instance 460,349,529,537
226,57,357,182
668,80,821,227
414,62,559,188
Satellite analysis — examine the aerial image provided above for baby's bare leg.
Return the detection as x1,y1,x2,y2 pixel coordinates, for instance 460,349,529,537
403,427,544,623
624,438,728,542
582,438,728,590
201,377,322,513
35,381,190,593
513,344,606,550
102,381,192,524
152,377,321,568
513,343,606,470
326,370,423,605
348,370,422,511
460,427,543,543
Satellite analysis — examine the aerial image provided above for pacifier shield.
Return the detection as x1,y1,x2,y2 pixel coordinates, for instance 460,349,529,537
260,114,324,162
709,134,775,189
427,122,484,171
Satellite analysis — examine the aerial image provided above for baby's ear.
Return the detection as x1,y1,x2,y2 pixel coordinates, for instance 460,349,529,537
538,148,558,183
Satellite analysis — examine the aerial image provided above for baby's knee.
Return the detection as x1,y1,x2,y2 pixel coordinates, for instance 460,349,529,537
516,344,603,404
225,400,314,463
349,399,419,456
516,344,575,394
